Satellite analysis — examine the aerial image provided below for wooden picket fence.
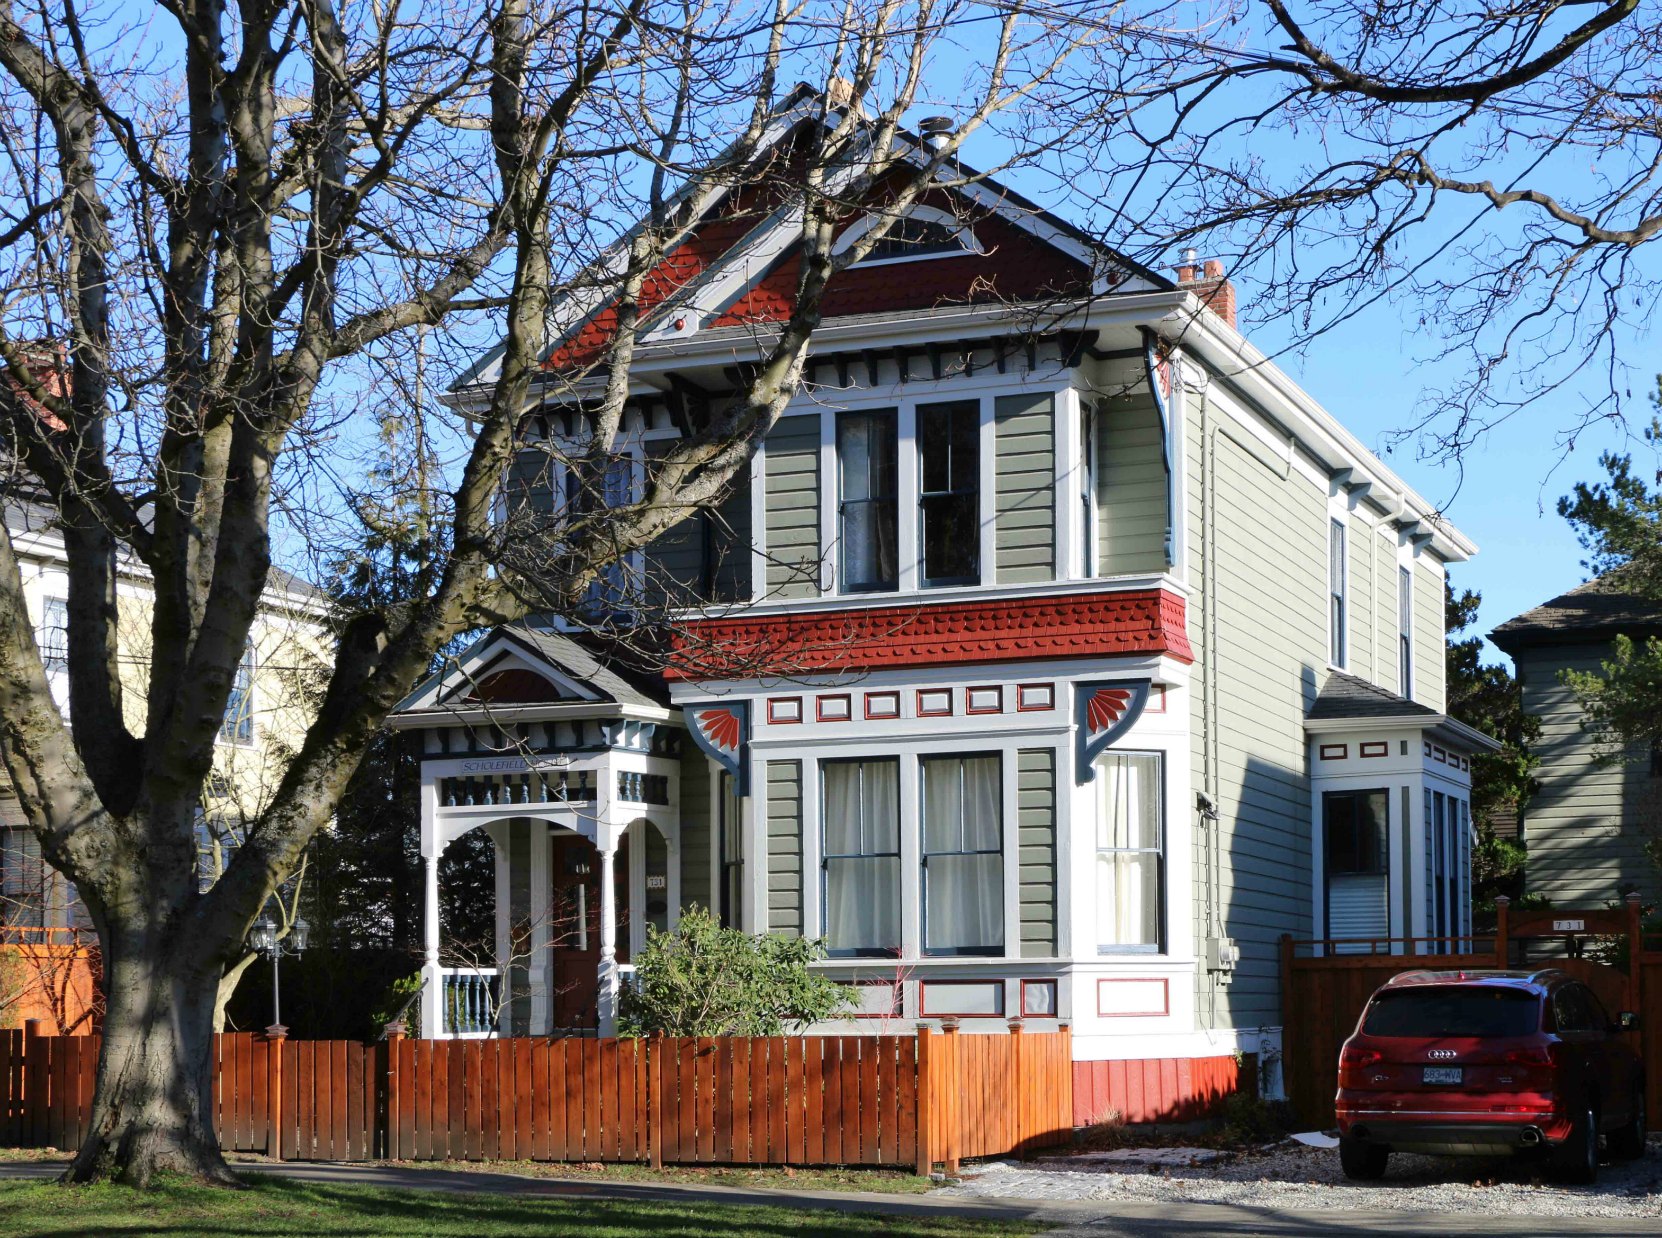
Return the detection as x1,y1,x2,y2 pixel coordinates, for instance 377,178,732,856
0,1021,1073,1171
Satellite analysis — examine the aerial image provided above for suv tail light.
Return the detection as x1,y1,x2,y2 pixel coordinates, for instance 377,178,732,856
1338,1044,1383,1086
1503,1044,1556,1068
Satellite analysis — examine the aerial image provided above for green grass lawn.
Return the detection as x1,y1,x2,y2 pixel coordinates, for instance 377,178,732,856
0,1176,1038,1237
353,1156,938,1195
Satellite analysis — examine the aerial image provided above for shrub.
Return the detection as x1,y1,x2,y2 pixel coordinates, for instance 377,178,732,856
618,907,851,1037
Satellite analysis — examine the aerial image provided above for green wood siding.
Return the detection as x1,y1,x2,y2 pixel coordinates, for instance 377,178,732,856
679,751,712,913
994,392,1055,583
1413,559,1445,709
1017,747,1058,957
763,417,820,598
765,760,804,937
1095,389,1169,577
1185,410,1324,1031
1515,643,1662,907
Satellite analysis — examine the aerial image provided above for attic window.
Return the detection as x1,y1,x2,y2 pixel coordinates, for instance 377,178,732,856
468,669,561,704
837,206,980,268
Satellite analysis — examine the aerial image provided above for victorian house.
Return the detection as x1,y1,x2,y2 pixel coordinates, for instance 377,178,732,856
392,99,1492,1116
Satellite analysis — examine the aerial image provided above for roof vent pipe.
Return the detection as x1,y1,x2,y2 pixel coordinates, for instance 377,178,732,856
918,116,954,150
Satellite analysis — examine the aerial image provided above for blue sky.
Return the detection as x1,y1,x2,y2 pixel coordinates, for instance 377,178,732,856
1255,300,1643,667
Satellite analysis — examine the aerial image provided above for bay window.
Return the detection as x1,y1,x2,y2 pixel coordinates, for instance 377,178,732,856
917,401,980,585
821,757,900,955
1095,752,1164,951
920,753,1003,955
837,410,898,592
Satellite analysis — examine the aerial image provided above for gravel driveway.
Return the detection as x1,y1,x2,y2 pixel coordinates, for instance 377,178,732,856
939,1138,1662,1220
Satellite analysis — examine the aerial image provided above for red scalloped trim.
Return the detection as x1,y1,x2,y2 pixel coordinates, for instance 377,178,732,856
666,588,1192,680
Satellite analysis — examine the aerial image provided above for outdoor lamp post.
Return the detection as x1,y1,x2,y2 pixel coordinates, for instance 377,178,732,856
248,912,309,1035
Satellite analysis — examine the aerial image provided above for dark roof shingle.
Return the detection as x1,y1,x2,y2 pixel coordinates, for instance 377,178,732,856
1490,571,1662,651
1308,669,1440,722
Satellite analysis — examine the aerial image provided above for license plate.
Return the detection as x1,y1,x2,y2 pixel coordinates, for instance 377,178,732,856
1422,1066,1463,1085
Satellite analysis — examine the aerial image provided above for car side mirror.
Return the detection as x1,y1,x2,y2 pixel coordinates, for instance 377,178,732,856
1618,1011,1641,1032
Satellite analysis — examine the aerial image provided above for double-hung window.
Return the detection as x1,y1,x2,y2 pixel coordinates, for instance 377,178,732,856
1399,566,1413,698
37,596,68,676
917,401,979,585
221,640,255,744
1095,752,1163,951
1329,518,1347,667
821,758,900,955
568,452,638,607
717,772,742,929
920,754,1003,955
1324,789,1388,947
837,410,898,592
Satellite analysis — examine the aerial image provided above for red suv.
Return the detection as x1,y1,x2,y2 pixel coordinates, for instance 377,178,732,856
1335,969,1646,1183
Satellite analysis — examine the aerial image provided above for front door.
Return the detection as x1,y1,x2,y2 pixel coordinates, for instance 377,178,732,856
547,833,629,1031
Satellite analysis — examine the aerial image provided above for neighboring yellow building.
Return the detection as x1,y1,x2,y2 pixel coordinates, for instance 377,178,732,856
0,490,330,1030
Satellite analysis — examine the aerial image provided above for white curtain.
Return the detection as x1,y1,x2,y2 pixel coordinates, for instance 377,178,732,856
923,756,1003,953
823,760,899,952
1096,753,1161,948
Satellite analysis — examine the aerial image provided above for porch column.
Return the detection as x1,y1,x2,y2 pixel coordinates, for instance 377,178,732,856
529,823,551,1035
419,780,443,1039
597,846,619,1035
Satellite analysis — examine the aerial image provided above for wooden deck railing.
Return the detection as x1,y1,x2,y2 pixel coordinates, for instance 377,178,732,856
0,1018,1073,1171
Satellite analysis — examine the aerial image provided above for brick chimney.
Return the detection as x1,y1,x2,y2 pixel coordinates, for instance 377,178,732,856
1173,254,1237,329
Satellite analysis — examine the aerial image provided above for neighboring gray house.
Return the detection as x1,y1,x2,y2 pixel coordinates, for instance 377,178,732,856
390,99,1488,1115
1492,575,1662,907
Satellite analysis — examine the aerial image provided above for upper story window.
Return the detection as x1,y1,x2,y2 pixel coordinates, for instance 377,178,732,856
37,596,67,676
836,409,898,592
1329,518,1347,667
918,401,980,586
220,640,255,745
1398,566,1413,699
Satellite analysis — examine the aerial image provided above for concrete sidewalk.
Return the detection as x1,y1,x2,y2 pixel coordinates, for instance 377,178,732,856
1,1157,1655,1235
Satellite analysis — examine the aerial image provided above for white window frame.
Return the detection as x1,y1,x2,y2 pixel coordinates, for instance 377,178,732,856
1398,565,1413,699
1093,749,1166,955
918,751,1005,957
816,387,1011,600
830,204,986,269
37,595,68,676
219,639,256,747
1328,516,1348,669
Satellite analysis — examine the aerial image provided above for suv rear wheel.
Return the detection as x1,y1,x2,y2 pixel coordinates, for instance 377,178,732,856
1554,1104,1600,1184
1339,1136,1389,1180
1608,1085,1647,1161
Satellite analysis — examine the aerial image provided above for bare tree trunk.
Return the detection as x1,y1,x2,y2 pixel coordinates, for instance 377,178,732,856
66,928,235,1186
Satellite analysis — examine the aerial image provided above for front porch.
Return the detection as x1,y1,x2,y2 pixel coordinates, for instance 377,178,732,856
390,623,695,1038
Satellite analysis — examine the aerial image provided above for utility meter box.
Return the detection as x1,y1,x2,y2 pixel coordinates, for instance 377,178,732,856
1206,936,1241,972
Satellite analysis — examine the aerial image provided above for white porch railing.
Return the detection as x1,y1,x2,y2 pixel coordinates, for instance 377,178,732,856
439,966,499,1038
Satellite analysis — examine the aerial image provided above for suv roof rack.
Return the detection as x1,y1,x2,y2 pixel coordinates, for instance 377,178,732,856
1382,967,1563,988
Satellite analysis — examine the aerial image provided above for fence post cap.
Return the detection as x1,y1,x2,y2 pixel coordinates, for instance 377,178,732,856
1006,1016,1025,1033
1494,895,1510,907
264,1023,289,1040
1626,892,1643,905
940,1017,960,1032
384,1020,407,1041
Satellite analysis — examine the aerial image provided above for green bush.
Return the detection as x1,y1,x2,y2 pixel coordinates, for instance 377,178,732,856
618,907,852,1037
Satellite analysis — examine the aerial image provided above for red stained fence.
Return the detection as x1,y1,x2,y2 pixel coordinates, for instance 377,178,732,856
0,1021,1072,1171
1071,1055,1244,1127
